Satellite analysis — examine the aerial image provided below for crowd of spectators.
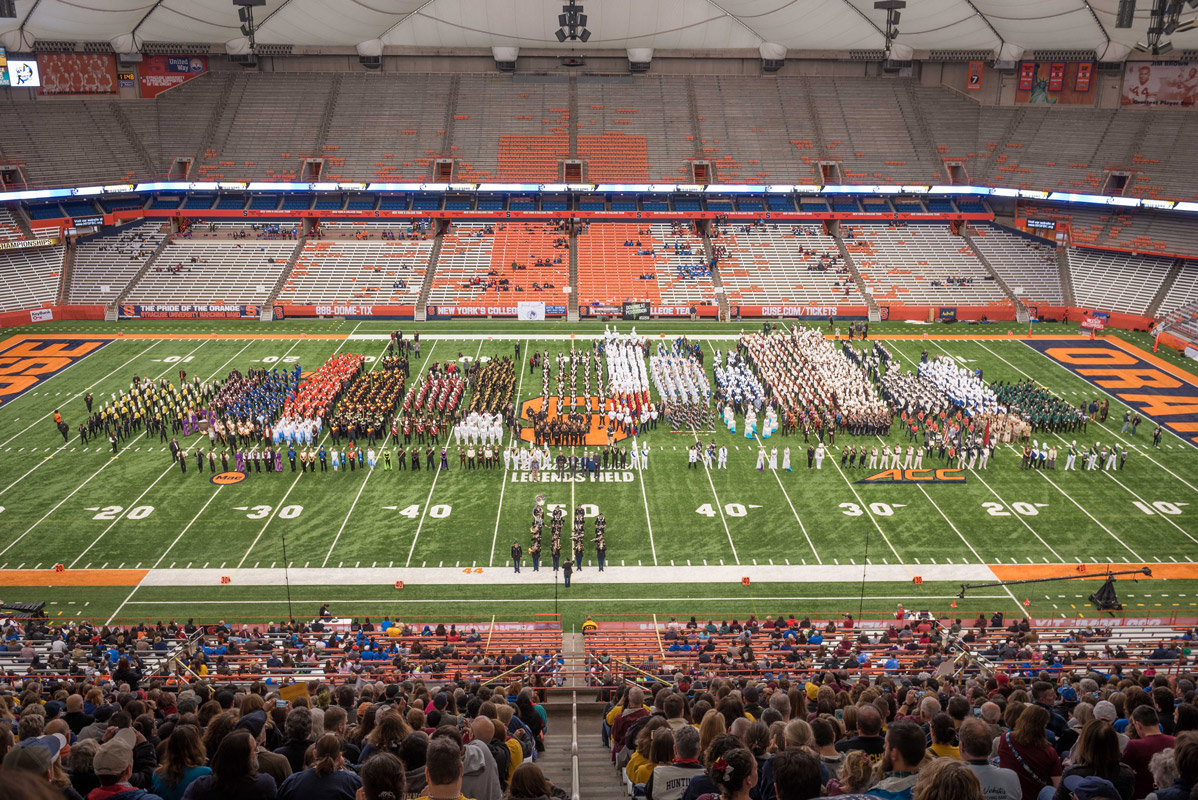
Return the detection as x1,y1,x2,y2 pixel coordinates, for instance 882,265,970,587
0,663,559,800
601,669,1198,800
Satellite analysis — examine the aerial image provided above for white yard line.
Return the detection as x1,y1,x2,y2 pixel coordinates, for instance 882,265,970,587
827,457,907,567
403,341,469,569
635,453,659,566
1096,471,1198,547
0,341,160,449
753,433,820,564
699,453,740,564
489,338,529,567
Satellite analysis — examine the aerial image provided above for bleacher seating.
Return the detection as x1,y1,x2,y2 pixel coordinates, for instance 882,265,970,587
844,223,1009,305
712,223,859,306
124,240,295,305
1159,262,1198,316
451,75,569,182
430,222,569,306
969,224,1064,304
279,237,434,305
1068,247,1174,315
0,242,63,311
0,207,24,241
575,223,716,308
68,222,169,305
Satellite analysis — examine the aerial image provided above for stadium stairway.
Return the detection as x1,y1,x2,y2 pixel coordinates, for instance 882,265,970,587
415,224,445,321
111,233,173,309
831,225,882,322
539,698,626,800
263,235,309,317
700,223,729,320
568,225,579,322
110,104,156,177
962,226,1029,322
1147,260,1185,317
57,239,76,305
12,205,35,239
1057,247,1077,306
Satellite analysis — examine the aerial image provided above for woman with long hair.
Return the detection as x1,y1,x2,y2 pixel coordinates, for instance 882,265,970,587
699,708,727,756
515,693,545,754
706,747,757,800
153,725,212,800
626,717,670,784
181,730,277,800
631,728,675,785
505,762,570,800
277,733,361,800
1055,720,1134,800
826,749,873,796
358,752,406,800
912,759,984,800
359,711,413,762
998,705,1063,800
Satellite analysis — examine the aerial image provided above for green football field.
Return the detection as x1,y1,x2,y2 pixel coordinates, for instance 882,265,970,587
2,318,1197,632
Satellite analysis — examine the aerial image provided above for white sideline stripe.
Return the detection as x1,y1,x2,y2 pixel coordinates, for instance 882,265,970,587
489,338,529,567
347,333,744,342
0,340,214,558
0,341,160,450
125,595,1013,606
135,562,999,586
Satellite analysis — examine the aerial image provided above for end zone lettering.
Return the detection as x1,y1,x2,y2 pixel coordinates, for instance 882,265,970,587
0,339,109,405
1026,338,1198,450
857,468,966,484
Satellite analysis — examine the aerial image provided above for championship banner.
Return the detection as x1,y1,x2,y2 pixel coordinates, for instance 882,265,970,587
1122,62,1198,107
967,61,983,91
119,304,260,320
1075,62,1093,93
1018,62,1036,92
36,53,117,95
1048,62,1066,92
0,238,58,251
517,301,546,321
138,55,208,99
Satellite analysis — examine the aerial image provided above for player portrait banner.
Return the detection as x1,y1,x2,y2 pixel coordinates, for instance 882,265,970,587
1121,62,1198,107
517,301,546,321
1015,61,1095,105
138,55,208,99
1024,338,1198,450
0,338,109,405
36,53,118,95
967,61,983,90
118,304,260,320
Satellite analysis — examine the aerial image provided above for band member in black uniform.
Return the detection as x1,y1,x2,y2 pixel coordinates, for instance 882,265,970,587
511,541,522,573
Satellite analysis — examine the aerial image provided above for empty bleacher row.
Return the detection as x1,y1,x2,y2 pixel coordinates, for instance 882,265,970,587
430,221,569,306
1160,264,1198,316
712,223,859,306
968,224,1064,304
0,242,63,312
574,222,717,308
278,238,433,305
843,223,1009,306
1067,247,1176,315
68,222,169,305
3,73,1198,204
0,207,24,241
123,240,295,306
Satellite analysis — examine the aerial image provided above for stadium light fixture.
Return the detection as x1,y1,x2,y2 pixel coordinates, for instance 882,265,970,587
874,0,906,62
555,0,592,43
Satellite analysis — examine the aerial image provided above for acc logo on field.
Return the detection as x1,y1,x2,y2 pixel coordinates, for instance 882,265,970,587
211,471,247,486
856,468,966,485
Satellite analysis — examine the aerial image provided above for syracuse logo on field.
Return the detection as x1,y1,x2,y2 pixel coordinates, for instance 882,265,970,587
0,339,109,405
211,471,247,486
856,468,967,484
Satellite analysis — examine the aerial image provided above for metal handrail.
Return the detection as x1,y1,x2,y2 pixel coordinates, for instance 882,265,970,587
570,690,580,800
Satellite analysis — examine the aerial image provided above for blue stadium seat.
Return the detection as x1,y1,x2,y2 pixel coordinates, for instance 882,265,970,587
767,197,794,211
444,200,472,210
312,198,342,210
248,196,280,210
149,197,183,210
216,196,246,210
736,199,764,211
579,201,605,211
99,198,144,213
674,199,701,212
477,200,504,211
378,197,408,210
412,197,441,210
280,196,311,210
541,201,567,211
346,198,375,210
612,202,637,211
642,202,668,211
925,199,956,213
707,201,733,212
182,195,215,210
26,203,63,219
832,201,860,213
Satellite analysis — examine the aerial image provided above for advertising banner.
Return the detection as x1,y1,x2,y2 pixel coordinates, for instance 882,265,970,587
431,305,566,317
1121,62,1198,107
622,301,651,321
36,53,117,95
938,307,958,322
119,304,259,320
0,45,7,87
29,309,53,323
138,55,208,99
517,301,546,321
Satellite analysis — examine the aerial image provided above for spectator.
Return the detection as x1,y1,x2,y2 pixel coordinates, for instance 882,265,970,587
1124,708,1176,800
929,713,961,760
705,747,756,800
835,704,886,762
632,729,675,786
811,718,845,780
277,734,360,800
870,720,926,800
273,708,314,775
416,738,468,800
1,733,81,800
360,714,412,763
0,771,65,800
607,687,650,762
1056,721,1134,800
64,697,95,737
1146,732,1195,800
913,759,985,800
398,734,429,798
504,763,568,800
999,705,1062,800
1147,750,1177,800
233,712,290,788
769,749,822,800
462,718,502,800
357,753,404,800
627,719,670,785
827,750,873,796
181,730,276,800
67,740,101,799
647,725,703,800
90,728,163,800
682,733,742,800
959,718,1022,800
151,727,211,800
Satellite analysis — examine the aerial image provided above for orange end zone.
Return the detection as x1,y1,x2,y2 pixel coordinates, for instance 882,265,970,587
0,569,148,587
1106,335,1198,387
989,564,1198,581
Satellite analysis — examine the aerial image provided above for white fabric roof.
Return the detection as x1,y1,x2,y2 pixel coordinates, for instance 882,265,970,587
1,0,1196,55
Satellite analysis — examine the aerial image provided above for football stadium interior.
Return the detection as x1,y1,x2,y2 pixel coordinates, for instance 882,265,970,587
1,2,1198,798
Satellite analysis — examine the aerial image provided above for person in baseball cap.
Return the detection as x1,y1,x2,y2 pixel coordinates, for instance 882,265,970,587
1064,775,1120,800
1,733,67,782
90,729,162,800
